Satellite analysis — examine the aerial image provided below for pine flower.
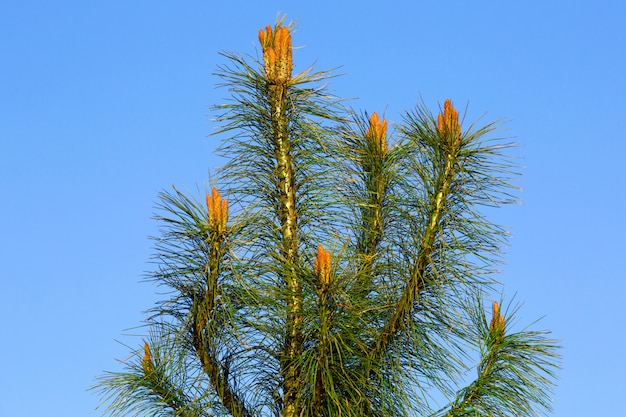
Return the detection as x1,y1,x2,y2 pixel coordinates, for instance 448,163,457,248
258,24,293,85
142,341,153,375
206,187,228,233
273,27,293,83
489,301,506,334
366,112,388,154
313,245,332,287
258,25,272,51
437,99,461,148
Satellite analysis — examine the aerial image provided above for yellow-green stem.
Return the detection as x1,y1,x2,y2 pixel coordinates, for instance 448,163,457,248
269,84,302,417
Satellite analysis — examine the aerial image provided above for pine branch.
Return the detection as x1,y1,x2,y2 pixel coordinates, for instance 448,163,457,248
192,329,252,417
143,187,253,417
190,188,253,417
312,245,332,415
260,23,304,417
141,342,195,415
353,112,392,295
369,100,462,366
268,79,303,417
94,334,210,417
441,299,561,417
214,22,345,416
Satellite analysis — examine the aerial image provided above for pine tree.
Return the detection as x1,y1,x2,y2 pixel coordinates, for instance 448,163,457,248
95,17,559,417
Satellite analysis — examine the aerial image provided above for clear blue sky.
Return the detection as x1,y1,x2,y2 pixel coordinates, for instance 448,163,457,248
1,1,624,416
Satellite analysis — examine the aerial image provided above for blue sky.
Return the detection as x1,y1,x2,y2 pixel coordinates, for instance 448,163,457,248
1,1,624,416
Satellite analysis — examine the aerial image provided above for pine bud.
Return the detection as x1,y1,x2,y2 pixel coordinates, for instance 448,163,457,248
258,25,272,51
437,99,461,148
489,301,506,334
206,187,228,234
366,112,388,154
313,245,332,288
142,341,153,375
258,24,293,85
